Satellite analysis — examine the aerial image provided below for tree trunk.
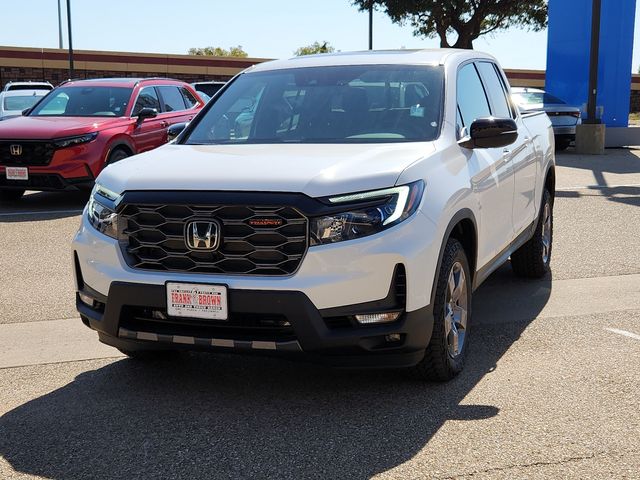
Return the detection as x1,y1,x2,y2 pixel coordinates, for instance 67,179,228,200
439,36,451,48
452,36,474,49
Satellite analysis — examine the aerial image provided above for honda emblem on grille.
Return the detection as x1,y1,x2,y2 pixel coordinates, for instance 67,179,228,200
185,221,221,251
9,144,22,156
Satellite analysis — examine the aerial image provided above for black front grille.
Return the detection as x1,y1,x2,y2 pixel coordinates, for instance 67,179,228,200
120,204,308,276
0,141,56,166
0,173,65,189
121,306,295,342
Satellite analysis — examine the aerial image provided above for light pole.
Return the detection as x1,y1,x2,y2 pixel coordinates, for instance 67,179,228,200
66,0,74,77
575,0,605,154
57,0,63,49
586,0,602,124
368,2,373,50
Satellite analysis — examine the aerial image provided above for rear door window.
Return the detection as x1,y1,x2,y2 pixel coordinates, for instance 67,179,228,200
476,62,513,119
158,86,187,112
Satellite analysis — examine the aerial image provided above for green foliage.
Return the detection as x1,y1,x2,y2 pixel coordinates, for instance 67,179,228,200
188,45,248,57
352,0,548,49
294,41,336,56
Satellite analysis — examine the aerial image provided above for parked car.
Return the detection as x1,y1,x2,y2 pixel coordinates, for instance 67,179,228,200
511,87,581,150
74,50,555,381
2,81,54,92
192,81,226,99
0,77,204,200
195,91,212,103
0,89,48,121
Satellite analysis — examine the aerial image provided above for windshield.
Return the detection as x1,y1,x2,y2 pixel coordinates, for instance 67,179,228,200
184,65,444,144
4,95,43,111
29,86,132,117
512,92,565,105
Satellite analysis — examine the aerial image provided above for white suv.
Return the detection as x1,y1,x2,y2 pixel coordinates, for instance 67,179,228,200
73,49,555,380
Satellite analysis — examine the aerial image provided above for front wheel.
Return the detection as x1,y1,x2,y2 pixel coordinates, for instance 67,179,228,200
511,188,553,278
106,148,130,165
411,238,472,381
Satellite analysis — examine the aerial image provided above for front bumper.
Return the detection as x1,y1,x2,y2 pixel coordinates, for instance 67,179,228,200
0,140,103,191
0,171,93,191
552,126,577,137
76,278,433,368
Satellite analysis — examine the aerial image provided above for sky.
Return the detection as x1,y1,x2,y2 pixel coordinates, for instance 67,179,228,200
1,0,640,71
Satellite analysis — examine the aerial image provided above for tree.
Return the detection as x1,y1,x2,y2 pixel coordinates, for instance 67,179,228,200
188,46,248,57
294,41,336,56
352,0,547,49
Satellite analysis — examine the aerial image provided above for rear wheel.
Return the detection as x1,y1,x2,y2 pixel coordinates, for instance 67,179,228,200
0,189,25,201
511,188,553,278
411,238,472,381
555,139,571,151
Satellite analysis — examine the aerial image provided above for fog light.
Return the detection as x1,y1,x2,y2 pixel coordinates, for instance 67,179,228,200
78,292,95,307
385,333,402,343
354,311,401,324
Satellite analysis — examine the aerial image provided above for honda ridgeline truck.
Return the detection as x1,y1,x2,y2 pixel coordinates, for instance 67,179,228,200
73,50,555,380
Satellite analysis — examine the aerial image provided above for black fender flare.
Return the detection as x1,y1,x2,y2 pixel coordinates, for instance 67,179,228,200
105,139,136,164
430,208,478,306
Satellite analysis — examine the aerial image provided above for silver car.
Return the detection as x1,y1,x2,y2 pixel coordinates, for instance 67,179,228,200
0,89,49,121
512,87,581,150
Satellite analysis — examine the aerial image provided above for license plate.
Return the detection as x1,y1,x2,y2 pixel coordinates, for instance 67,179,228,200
6,167,28,181
166,282,228,320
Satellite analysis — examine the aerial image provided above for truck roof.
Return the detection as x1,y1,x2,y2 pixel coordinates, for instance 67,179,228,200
249,48,496,73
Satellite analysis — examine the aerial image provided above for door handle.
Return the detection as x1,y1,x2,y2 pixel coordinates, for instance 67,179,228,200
160,121,169,127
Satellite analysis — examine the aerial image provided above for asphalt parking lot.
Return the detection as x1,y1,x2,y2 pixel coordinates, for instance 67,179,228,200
1,150,639,479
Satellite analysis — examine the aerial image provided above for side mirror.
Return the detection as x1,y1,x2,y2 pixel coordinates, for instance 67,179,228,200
459,117,518,149
136,107,158,123
167,122,188,142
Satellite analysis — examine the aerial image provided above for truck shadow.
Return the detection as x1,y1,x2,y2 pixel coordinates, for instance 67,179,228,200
0,264,551,479
556,149,640,209
0,190,88,222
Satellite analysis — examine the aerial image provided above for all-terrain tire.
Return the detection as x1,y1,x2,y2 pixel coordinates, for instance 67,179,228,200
511,188,553,278
410,238,472,381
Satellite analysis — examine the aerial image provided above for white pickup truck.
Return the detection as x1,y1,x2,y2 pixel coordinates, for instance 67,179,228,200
73,49,554,380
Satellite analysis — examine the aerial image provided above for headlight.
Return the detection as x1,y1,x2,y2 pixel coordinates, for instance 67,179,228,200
54,132,98,149
87,184,120,238
310,180,424,245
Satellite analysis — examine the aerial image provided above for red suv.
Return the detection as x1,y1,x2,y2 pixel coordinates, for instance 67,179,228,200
0,77,204,200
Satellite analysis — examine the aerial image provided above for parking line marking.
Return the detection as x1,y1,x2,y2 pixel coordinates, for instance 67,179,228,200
605,328,640,341
0,209,83,217
557,183,640,191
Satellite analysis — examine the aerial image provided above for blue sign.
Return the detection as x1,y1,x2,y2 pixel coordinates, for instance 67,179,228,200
546,0,636,127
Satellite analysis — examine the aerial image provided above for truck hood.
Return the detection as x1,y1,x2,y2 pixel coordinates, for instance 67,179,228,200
99,143,435,198
0,115,127,139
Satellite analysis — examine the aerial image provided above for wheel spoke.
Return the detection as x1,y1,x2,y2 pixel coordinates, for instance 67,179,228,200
444,261,468,358
448,318,459,356
448,272,456,300
453,304,467,330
